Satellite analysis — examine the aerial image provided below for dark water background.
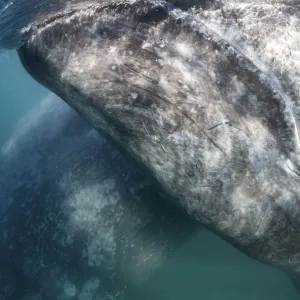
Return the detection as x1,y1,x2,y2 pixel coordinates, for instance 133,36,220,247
0,1,300,299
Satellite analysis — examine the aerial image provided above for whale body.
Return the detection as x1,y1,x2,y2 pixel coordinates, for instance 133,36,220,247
0,94,198,299
17,0,300,291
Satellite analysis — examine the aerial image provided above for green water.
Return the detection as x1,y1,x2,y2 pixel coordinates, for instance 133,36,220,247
133,229,299,299
0,51,299,299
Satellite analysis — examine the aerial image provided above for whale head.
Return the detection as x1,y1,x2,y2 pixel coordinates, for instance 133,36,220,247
17,0,300,291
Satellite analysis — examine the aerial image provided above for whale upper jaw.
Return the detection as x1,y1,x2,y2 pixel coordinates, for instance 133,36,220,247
18,0,300,292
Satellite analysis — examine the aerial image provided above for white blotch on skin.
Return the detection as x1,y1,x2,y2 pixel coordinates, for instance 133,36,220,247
61,176,119,268
175,42,194,58
173,59,194,82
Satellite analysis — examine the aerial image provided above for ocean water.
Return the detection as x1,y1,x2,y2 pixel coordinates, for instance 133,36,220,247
0,51,47,144
1,44,300,300
1,1,300,300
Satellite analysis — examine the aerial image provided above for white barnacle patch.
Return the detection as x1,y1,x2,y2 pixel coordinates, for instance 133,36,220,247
246,118,274,175
158,76,173,93
141,42,152,49
108,45,118,55
230,184,255,213
201,140,224,170
130,92,138,100
175,42,194,58
173,59,194,83
61,49,106,95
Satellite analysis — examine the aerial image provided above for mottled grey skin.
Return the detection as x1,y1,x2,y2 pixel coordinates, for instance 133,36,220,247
0,94,197,300
18,0,300,290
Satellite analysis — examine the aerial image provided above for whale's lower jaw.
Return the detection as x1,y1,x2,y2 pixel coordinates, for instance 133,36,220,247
18,0,300,293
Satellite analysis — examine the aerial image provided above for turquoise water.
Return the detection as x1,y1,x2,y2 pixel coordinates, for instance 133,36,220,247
0,51,47,144
1,51,299,300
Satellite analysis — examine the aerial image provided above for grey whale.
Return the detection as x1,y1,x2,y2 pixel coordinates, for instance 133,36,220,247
0,94,198,299
18,0,300,292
